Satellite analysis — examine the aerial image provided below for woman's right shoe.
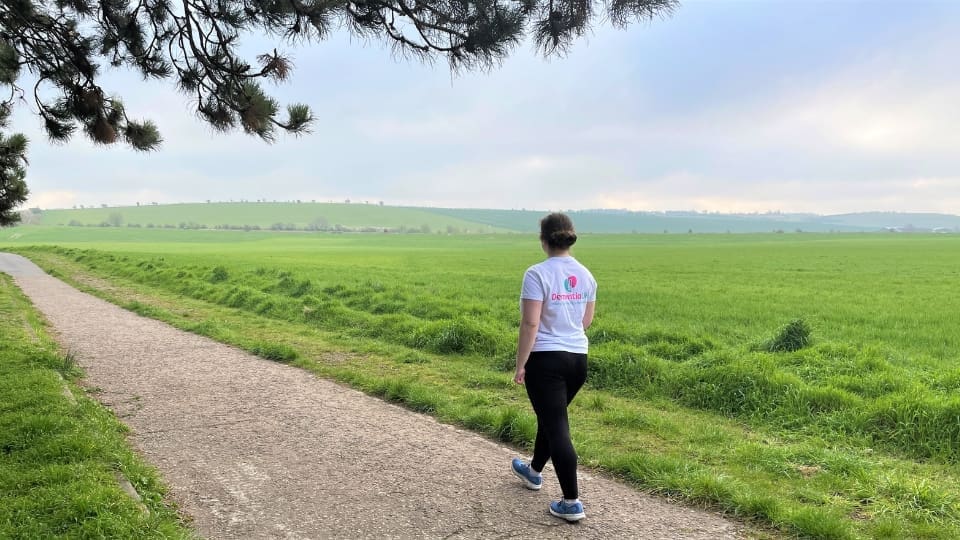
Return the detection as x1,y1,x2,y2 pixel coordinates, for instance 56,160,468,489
549,499,586,522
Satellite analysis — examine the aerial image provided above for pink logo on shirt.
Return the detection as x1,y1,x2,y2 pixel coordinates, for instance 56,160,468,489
553,275,583,300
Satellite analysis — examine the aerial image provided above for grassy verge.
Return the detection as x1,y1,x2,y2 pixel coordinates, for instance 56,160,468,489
14,246,960,539
0,274,194,539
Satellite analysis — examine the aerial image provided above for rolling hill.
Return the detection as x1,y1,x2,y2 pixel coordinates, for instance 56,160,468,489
29,203,960,234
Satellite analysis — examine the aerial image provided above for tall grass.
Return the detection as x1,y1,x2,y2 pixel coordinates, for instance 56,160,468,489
21,243,960,462
8,232,960,538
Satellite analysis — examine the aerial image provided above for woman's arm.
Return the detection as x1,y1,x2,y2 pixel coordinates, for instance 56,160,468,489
582,301,596,330
515,299,542,384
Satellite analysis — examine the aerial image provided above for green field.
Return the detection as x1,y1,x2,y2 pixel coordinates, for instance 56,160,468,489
0,273,192,538
3,226,960,539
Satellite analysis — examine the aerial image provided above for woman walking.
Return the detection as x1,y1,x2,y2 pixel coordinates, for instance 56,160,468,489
511,212,597,522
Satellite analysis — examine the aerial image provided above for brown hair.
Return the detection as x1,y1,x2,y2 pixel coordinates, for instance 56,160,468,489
540,212,577,250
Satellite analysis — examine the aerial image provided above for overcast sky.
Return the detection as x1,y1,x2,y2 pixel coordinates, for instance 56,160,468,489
14,1,960,214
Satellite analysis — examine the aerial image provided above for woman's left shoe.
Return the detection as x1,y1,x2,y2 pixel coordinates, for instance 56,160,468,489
511,458,543,490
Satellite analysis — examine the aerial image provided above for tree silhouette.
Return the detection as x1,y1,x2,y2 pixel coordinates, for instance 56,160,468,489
0,104,28,226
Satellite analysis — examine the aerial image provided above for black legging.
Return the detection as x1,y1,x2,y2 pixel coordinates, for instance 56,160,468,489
524,350,588,500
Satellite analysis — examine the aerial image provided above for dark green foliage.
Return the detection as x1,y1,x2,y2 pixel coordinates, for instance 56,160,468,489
208,265,228,283
766,318,813,352
122,120,162,151
0,41,19,85
0,104,28,227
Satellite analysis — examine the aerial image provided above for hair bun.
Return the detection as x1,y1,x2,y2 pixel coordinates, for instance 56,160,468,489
549,230,577,248
539,212,578,250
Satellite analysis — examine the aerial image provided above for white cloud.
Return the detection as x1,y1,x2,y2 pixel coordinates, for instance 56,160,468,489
770,75,960,157
382,154,627,209
25,190,79,210
27,188,179,210
353,108,498,140
589,174,960,215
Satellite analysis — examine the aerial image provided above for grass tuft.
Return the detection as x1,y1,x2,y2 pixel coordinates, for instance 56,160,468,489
208,265,228,283
766,318,813,352
250,341,298,362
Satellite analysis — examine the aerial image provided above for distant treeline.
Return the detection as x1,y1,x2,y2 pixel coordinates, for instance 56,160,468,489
62,220,464,234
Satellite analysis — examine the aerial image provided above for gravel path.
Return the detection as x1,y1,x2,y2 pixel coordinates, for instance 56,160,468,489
1,253,743,539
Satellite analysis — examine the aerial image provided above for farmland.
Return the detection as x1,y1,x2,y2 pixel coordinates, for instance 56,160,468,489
33,201,959,233
37,202,508,234
3,226,960,538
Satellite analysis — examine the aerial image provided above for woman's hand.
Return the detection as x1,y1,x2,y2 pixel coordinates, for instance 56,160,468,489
515,299,541,386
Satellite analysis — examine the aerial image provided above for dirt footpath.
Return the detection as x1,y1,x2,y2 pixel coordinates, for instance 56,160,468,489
0,253,742,539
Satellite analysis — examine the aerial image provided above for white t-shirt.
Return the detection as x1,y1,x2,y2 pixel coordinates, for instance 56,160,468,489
520,256,597,354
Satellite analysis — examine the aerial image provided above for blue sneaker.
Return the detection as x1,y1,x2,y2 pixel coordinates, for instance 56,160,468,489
549,499,586,522
511,458,542,490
